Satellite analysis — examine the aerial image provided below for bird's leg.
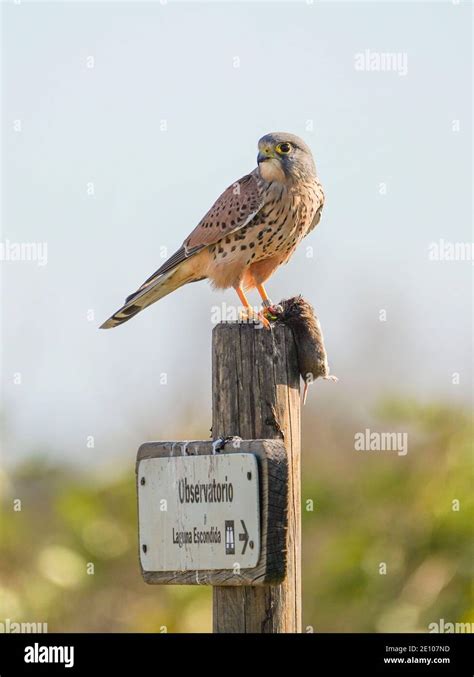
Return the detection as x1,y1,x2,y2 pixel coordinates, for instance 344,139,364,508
234,286,270,329
235,285,252,318
256,283,272,307
256,284,282,322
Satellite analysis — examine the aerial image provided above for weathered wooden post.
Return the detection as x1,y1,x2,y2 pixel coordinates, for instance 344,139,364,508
136,320,301,633
212,322,301,633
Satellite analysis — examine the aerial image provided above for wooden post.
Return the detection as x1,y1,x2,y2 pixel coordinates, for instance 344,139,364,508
212,322,302,633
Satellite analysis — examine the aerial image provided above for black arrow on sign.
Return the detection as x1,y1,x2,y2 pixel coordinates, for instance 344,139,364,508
239,520,249,555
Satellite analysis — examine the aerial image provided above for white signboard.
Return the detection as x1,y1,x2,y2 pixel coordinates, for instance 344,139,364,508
138,453,260,571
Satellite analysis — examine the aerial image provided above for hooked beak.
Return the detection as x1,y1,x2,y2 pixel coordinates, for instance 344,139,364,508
257,147,275,164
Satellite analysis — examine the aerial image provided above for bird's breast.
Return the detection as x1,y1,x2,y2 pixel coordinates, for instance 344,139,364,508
205,179,322,288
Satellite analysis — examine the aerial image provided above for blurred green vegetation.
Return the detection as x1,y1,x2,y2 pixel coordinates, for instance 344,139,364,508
0,399,472,633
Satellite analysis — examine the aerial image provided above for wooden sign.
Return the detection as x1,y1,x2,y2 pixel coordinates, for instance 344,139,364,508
138,453,260,571
136,439,288,585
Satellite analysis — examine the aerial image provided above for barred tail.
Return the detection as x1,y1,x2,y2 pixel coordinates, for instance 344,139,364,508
100,260,202,329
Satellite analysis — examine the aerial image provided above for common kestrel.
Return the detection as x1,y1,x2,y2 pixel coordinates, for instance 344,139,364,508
101,132,324,329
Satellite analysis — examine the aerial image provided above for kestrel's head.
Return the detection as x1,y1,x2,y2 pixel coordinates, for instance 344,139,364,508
257,132,316,183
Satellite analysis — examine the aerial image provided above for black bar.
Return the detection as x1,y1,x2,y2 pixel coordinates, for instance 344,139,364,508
0,632,471,675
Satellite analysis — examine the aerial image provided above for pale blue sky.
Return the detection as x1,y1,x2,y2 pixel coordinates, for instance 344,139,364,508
1,1,472,466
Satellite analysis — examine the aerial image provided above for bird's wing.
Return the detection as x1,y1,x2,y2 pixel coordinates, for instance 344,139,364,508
305,202,324,237
184,171,264,251
126,172,264,303
125,246,189,302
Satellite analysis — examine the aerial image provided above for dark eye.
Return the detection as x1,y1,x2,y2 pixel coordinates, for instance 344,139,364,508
276,142,292,155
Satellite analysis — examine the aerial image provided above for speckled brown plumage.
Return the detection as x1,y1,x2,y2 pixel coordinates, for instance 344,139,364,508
101,132,325,329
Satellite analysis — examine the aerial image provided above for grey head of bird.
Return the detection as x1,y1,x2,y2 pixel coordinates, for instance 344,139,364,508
257,132,316,183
